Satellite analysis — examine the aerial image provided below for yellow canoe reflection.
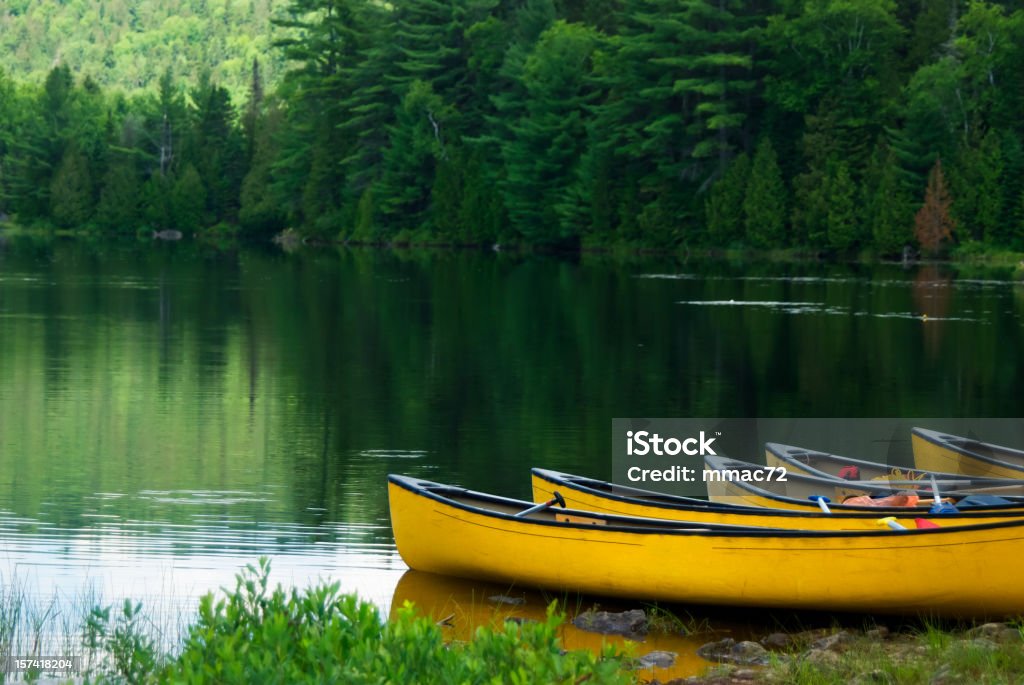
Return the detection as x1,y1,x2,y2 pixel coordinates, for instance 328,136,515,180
390,570,724,681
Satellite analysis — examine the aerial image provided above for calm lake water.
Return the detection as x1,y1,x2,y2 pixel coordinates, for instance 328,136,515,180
1,235,1022,673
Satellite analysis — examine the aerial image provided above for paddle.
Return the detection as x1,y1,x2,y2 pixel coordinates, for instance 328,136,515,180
515,491,566,518
808,495,831,514
928,475,958,514
877,516,907,531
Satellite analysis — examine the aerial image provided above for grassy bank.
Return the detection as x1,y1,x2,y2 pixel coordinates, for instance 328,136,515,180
690,623,1024,685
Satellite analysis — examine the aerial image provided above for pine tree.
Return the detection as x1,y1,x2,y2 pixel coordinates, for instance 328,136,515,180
95,158,140,233
705,152,749,246
826,162,859,251
744,138,786,248
140,175,172,229
376,80,454,237
170,164,206,230
865,144,913,255
500,21,599,245
49,145,93,227
915,159,955,255
977,130,1004,245
239,104,285,235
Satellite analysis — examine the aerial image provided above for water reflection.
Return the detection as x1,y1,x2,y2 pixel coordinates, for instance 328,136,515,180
0,237,1022,658
391,570,730,681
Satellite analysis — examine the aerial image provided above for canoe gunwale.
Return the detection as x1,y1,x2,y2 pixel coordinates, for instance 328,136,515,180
388,474,1024,539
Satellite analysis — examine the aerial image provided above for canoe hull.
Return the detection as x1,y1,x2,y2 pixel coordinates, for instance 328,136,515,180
913,429,1024,479
389,476,1024,617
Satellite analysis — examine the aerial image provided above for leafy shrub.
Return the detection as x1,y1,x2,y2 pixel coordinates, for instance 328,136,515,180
158,558,633,684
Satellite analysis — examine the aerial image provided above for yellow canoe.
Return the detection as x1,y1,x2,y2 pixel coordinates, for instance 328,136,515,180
913,427,1024,479
763,442,1016,484
530,468,1024,530
702,456,1024,513
388,474,1024,616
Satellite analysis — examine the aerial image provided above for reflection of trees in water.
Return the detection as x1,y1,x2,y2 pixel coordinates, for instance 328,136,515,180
3,242,1024,539
912,264,951,355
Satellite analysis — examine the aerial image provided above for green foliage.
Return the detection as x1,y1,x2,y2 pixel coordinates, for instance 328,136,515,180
501,20,600,246
95,158,141,234
161,558,632,684
2,0,1024,253
84,599,159,683
170,164,206,231
706,153,750,246
865,144,913,255
826,162,860,251
744,138,786,248
49,144,93,227
0,0,289,100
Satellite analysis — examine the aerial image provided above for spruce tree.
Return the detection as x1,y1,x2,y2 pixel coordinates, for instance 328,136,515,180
500,21,598,245
865,144,913,255
826,163,859,251
744,138,786,248
705,153,749,246
170,164,206,230
376,80,454,237
50,145,93,227
95,158,140,233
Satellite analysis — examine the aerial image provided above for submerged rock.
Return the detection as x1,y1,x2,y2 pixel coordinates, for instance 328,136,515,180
572,608,648,638
633,650,677,669
152,229,183,240
696,638,770,666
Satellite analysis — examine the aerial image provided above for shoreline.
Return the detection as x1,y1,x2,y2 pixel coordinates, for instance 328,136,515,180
3,223,1023,272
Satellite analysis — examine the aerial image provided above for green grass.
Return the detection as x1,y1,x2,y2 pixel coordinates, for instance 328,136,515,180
641,603,713,636
748,622,1024,685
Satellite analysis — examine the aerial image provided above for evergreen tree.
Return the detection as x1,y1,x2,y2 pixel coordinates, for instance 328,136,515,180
500,21,599,245
826,162,859,250
140,175,172,229
376,80,454,237
239,104,286,235
705,152,749,246
791,105,842,247
744,138,786,248
977,129,1005,245
95,158,141,233
170,164,206,230
864,144,913,255
49,144,93,227
915,158,955,254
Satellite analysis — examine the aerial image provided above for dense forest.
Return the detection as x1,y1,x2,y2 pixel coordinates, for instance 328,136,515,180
0,0,288,97
1,0,1023,254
